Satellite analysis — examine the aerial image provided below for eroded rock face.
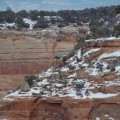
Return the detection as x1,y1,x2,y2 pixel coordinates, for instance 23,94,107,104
0,97,93,120
1,38,120,120
90,103,120,120
0,29,75,98
64,98,93,120
0,98,33,120
89,96,120,120
1,96,120,120
30,101,67,120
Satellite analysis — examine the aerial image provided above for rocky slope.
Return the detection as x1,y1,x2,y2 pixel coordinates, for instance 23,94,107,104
0,37,120,120
0,25,85,98
0,24,87,75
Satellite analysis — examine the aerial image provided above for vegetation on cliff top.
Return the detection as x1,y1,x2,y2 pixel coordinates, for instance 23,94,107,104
0,5,120,38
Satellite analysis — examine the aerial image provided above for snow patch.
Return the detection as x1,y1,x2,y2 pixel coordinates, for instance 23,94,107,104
0,22,15,29
85,37,120,42
98,50,120,60
83,48,100,57
96,117,100,120
23,18,36,30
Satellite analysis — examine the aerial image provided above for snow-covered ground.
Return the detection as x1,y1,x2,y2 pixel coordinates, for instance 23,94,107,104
4,74,119,100
3,37,120,100
0,18,36,30
85,37,120,42
83,48,100,57
23,18,36,30
98,50,120,60
0,22,15,29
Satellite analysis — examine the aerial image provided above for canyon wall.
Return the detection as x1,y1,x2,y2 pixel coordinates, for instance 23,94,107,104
1,95,120,120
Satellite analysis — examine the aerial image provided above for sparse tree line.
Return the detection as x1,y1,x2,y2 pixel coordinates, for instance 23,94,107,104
0,5,120,37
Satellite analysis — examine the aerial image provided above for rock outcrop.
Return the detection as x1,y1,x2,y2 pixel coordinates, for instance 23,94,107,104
20,81,30,92
0,95,120,120
1,37,120,120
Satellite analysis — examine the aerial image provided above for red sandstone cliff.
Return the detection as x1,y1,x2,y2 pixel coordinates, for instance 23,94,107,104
1,95,120,120
0,37,120,120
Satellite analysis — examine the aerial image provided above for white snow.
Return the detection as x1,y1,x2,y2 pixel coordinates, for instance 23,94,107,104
5,90,20,97
86,68,99,76
60,67,69,72
39,74,44,79
83,48,100,57
75,49,82,59
0,119,8,120
30,88,40,94
55,84,63,88
0,22,15,29
104,115,115,120
98,50,120,60
65,88,79,99
37,79,49,86
89,92,118,98
3,97,14,101
109,117,115,120
4,74,119,99
115,66,120,72
41,68,53,77
96,117,100,120
68,73,77,78
85,37,120,42
104,114,109,117
23,18,36,30
82,63,89,67
116,14,120,18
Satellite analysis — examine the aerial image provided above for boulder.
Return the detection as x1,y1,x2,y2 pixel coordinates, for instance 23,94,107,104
59,71,70,78
20,81,30,92
76,70,89,79
50,73,59,80
104,84,120,93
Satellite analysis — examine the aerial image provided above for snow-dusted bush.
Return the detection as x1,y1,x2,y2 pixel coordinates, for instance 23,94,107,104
75,82,84,89
25,75,37,87
67,64,76,70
